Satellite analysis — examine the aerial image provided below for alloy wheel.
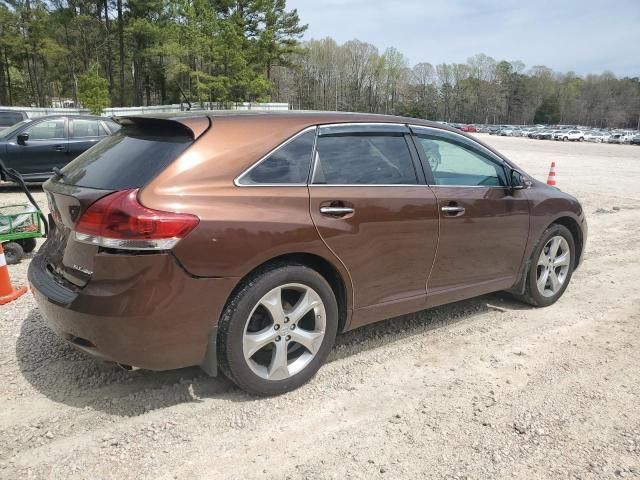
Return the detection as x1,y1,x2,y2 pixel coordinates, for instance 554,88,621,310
536,236,571,298
242,283,326,381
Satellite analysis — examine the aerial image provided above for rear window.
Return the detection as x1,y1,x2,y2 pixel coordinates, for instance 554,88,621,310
59,126,192,189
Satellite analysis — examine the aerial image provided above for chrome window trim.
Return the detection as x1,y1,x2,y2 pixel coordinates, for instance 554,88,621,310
234,126,318,187
309,184,430,187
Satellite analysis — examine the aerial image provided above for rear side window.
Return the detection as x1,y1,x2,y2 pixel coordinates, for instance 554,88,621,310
59,126,192,189
239,129,315,185
313,135,417,185
72,119,107,138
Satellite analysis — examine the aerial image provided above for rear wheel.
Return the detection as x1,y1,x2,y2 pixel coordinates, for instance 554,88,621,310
514,224,575,307
2,242,24,265
217,264,338,396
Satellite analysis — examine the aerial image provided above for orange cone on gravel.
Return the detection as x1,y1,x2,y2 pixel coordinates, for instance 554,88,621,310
547,161,557,186
0,243,28,305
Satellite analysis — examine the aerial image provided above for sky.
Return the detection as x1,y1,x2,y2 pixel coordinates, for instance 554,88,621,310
287,0,640,77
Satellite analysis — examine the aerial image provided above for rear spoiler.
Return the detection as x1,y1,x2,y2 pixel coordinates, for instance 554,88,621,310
112,115,211,140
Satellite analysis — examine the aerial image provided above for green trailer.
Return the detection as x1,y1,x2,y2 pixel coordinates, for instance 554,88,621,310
0,203,44,264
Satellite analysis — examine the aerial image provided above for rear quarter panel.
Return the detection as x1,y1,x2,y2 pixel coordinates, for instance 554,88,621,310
140,117,354,311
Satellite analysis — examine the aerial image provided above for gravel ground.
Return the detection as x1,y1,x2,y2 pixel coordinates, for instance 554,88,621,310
1,135,639,479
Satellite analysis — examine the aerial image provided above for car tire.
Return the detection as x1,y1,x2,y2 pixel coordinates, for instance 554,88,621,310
217,263,339,396
2,242,24,265
514,224,576,308
17,237,37,253
563,137,568,142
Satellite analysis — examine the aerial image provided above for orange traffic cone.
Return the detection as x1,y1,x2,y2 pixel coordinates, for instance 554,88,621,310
0,243,28,305
547,162,557,186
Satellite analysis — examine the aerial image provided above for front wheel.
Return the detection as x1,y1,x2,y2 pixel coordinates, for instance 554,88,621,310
515,224,576,307
217,264,338,396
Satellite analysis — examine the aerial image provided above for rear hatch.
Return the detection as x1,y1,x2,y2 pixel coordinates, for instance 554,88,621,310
40,116,207,288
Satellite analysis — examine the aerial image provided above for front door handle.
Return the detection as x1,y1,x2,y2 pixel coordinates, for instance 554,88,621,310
441,205,465,216
320,206,355,217
53,145,65,151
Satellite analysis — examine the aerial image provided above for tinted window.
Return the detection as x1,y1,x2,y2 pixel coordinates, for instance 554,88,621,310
26,119,65,140
241,129,315,185
313,135,417,185
58,127,192,189
0,112,25,126
416,136,506,187
72,119,106,138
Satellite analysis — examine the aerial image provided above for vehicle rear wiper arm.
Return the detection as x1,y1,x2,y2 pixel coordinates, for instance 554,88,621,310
52,167,67,181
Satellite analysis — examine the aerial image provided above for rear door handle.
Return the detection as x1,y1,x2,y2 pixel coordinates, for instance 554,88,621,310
441,205,465,216
53,145,65,151
320,206,355,217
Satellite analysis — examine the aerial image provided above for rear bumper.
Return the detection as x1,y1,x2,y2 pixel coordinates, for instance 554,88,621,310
28,251,237,373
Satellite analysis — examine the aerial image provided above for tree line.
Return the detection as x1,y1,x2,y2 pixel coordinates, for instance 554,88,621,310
0,0,638,128
0,0,305,110
272,39,640,129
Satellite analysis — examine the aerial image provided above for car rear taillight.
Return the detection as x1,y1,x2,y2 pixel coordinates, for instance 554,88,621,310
74,189,199,250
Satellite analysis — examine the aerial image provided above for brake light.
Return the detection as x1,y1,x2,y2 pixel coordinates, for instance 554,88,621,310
74,189,199,250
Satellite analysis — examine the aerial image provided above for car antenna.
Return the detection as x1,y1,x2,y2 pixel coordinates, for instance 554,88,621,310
176,83,192,111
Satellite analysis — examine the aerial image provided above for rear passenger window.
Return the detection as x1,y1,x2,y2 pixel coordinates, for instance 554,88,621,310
72,119,106,138
313,135,417,185
239,129,315,185
415,136,507,187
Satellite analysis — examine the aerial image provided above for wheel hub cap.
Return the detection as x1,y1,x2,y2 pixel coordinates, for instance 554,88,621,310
242,283,326,381
536,235,571,298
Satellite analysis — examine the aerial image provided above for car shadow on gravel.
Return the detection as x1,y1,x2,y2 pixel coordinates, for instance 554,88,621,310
16,293,531,416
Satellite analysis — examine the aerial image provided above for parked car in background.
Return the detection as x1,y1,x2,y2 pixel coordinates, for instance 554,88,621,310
584,131,604,143
28,112,587,396
608,133,629,144
559,130,585,142
460,124,477,133
630,135,640,145
0,115,120,181
489,126,503,135
0,110,28,130
536,130,553,140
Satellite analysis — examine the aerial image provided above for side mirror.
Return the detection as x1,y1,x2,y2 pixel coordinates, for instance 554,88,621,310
511,169,533,190
17,132,29,145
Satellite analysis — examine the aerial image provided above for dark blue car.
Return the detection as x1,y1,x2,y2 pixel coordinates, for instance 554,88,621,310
0,114,120,182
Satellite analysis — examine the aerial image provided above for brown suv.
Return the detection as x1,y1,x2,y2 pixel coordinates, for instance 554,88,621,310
28,112,587,395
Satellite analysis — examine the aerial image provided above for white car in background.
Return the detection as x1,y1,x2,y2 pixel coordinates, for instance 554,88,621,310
558,130,585,142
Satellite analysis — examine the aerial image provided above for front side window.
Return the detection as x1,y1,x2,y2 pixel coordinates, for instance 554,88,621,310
239,129,315,185
313,134,417,185
72,119,107,138
415,135,507,187
25,119,66,140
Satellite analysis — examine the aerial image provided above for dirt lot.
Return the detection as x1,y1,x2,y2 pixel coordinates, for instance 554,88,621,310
1,135,639,479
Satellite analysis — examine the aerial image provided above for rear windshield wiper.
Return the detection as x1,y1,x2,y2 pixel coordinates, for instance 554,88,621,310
52,167,67,181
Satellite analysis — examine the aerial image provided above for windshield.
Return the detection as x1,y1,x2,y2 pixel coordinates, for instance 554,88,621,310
0,119,32,139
